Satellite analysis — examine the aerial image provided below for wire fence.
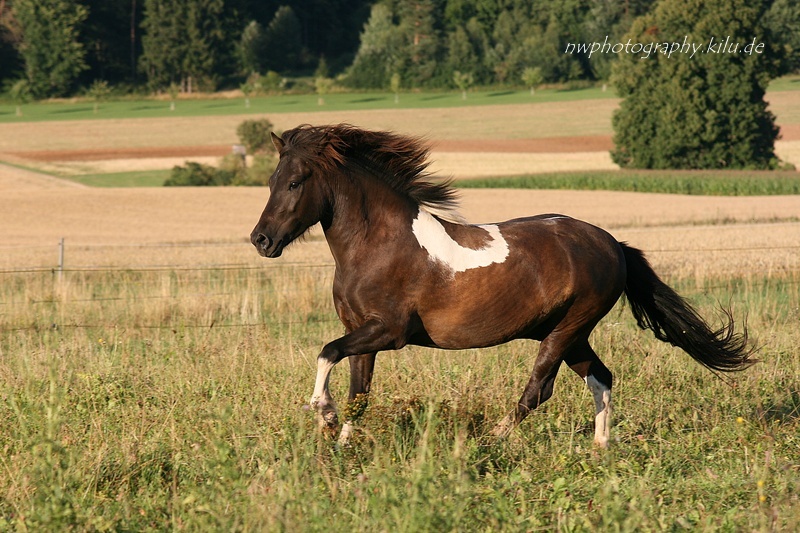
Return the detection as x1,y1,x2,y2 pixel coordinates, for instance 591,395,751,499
1,238,798,334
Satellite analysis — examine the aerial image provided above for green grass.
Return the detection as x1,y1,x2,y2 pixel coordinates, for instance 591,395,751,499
766,74,800,92
2,75,798,125
457,170,800,195
0,86,616,124
66,169,172,187
1,265,798,530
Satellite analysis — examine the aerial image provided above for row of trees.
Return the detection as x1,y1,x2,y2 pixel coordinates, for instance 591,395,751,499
345,0,800,89
346,0,654,89
4,0,797,99
0,0,371,98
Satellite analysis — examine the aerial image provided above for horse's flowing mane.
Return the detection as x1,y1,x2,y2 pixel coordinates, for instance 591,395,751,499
281,124,463,221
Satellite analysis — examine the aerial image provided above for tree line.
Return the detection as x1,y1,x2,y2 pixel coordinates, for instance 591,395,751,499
1,0,797,100
0,0,371,98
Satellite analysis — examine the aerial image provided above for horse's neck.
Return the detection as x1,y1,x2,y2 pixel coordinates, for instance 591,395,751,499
323,174,415,267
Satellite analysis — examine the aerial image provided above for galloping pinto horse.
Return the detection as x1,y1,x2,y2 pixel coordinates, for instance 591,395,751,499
250,124,754,447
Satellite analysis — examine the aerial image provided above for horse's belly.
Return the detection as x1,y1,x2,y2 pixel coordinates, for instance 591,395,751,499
417,295,550,349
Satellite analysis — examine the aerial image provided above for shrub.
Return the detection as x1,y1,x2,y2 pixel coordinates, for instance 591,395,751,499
236,119,276,155
164,162,234,186
164,155,277,187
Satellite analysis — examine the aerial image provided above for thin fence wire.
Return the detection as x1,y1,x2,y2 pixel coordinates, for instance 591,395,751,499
1,240,798,333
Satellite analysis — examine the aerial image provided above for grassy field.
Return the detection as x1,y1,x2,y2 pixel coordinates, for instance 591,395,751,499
1,75,797,125
1,77,799,530
456,170,800,196
68,170,171,188
0,86,617,124
1,264,798,531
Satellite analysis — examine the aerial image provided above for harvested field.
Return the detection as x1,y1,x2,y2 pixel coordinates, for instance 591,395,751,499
2,187,798,280
1,91,798,178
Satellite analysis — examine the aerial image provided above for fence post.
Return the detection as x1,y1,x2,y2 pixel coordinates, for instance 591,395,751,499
57,238,65,282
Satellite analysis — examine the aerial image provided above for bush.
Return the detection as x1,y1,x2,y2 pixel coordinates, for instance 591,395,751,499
611,0,782,170
164,162,235,186
236,118,276,155
163,155,277,187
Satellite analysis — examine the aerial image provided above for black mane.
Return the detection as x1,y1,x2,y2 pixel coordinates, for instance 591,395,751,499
280,124,460,214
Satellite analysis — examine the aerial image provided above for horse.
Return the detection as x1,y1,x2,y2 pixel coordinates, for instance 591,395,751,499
250,124,754,448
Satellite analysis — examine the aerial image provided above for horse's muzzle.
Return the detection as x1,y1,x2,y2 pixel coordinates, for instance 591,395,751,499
251,231,281,258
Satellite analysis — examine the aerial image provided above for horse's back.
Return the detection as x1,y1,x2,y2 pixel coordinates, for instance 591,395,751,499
413,214,626,348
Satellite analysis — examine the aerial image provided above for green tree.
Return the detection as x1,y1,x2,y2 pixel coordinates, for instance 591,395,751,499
452,70,473,99
345,3,405,88
521,66,543,95
445,25,478,81
9,78,32,116
238,20,265,75
314,76,334,105
87,79,110,113
183,0,228,91
236,118,277,155
139,0,185,90
611,0,782,169
262,5,303,72
398,0,441,87
140,0,233,92
764,0,800,73
14,0,87,98
390,72,401,103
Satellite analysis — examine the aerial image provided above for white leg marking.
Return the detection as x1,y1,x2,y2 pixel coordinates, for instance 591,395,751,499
585,375,612,448
338,422,354,446
310,358,338,427
412,208,509,274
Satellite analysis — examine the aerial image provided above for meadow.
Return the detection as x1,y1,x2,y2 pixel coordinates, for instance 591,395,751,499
457,170,800,196
0,86,617,124
1,80,800,530
1,260,798,531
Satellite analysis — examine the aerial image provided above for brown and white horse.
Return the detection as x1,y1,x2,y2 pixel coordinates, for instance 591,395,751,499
250,124,754,447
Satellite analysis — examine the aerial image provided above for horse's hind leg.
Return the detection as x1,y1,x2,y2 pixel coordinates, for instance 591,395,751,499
339,352,377,446
490,336,565,438
564,340,612,448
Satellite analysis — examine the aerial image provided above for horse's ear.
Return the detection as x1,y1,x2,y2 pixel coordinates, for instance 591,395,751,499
271,132,285,152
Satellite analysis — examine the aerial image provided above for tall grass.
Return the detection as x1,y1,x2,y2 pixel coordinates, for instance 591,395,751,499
1,267,798,530
457,170,800,196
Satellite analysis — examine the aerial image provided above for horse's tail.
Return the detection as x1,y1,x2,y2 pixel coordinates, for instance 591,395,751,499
620,242,755,372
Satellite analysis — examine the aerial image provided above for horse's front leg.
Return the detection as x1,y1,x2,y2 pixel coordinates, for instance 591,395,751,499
338,352,377,446
310,321,397,437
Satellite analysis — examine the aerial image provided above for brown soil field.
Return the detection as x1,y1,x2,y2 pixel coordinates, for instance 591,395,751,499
1,187,798,280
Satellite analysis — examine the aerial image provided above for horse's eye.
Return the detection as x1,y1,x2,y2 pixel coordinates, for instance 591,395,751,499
288,181,300,191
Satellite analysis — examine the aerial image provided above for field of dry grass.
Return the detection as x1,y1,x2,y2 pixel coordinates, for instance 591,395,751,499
1,91,798,279
1,186,798,282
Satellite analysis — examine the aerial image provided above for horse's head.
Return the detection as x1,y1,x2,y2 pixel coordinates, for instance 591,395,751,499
250,132,329,258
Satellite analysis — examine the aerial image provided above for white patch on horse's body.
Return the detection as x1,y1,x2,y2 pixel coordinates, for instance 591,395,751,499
585,375,612,448
542,215,571,221
412,208,509,274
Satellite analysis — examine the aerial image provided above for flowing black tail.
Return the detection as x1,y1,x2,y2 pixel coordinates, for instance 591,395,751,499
620,243,755,372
